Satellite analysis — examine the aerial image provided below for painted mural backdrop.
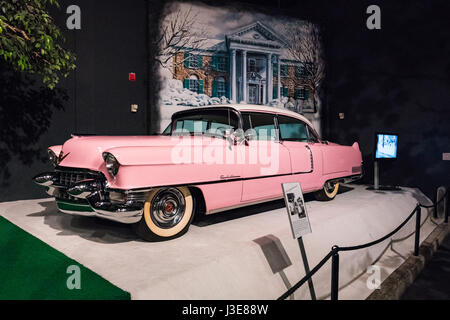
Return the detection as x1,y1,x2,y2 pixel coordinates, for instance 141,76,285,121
157,2,324,134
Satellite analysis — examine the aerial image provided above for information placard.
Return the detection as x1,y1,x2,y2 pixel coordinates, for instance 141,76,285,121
282,182,312,239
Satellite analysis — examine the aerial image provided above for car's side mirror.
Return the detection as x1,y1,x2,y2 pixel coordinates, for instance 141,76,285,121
223,130,239,149
243,130,256,145
227,129,250,146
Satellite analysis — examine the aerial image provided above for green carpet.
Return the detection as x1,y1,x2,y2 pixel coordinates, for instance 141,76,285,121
0,216,130,300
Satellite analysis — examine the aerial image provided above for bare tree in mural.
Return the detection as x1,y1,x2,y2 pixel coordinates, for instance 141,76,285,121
284,21,325,111
154,6,208,73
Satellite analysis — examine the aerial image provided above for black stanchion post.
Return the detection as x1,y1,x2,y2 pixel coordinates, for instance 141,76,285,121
330,246,339,300
414,205,421,256
298,237,316,300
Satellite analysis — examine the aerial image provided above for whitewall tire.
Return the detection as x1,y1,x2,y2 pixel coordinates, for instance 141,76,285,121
314,182,340,201
133,187,194,241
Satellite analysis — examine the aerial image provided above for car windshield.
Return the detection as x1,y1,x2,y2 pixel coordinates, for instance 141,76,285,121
166,109,239,138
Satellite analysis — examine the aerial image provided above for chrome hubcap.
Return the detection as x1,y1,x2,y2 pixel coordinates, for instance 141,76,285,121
325,182,336,193
151,188,185,229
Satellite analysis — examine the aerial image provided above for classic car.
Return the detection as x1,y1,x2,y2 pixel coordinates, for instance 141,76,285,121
34,105,363,241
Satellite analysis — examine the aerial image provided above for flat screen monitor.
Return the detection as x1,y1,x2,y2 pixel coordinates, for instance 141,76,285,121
375,133,398,159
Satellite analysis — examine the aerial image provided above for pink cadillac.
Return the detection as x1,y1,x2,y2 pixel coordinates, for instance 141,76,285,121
34,105,363,241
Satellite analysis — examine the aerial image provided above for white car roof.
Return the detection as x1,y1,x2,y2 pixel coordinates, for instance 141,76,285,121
181,104,315,129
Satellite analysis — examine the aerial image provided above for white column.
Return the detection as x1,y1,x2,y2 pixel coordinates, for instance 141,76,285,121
277,55,281,100
266,53,272,103
262,83,266,105
242,50,247,103
230,49,237,102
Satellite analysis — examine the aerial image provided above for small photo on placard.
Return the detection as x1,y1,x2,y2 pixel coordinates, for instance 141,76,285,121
282,182,312,239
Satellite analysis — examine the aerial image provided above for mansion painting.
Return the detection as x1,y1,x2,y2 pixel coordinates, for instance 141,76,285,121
171,21,314,113
157,2,323,133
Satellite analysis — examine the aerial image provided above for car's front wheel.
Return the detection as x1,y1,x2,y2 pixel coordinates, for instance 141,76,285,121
314,181,340,201
133,186,194,241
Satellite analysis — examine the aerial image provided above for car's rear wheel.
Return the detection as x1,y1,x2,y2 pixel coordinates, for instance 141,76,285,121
133,186,194,241
314,181,340,201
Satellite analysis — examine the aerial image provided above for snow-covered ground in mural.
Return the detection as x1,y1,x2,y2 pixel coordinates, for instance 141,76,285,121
160,78,290,108
160,78,229,106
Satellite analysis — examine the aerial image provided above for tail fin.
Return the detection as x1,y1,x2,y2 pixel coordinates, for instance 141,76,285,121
352,142,360,150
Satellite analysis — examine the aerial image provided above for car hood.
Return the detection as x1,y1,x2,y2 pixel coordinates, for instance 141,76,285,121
57,135,185,171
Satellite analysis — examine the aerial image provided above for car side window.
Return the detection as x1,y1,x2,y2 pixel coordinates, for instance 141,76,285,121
278,115,309,142
306,126,320,143
172,109,238,137
162,123,171,135
242,112,278,141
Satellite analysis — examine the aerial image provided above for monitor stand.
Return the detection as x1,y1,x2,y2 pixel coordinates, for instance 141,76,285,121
366,160,402,191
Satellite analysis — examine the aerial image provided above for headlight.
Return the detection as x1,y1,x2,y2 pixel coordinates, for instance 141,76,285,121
48,149,58,167
102,152,120,176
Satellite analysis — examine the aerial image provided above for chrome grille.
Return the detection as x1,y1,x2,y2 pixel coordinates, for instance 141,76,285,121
53,168,105,203
58,172,90,187
55,168,104,188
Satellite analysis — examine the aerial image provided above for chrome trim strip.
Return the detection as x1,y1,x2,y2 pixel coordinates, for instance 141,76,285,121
56,199,92,208
58,209,95,216
56,198,143,224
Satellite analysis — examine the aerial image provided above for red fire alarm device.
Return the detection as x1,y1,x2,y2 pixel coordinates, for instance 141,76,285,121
129,73,136,81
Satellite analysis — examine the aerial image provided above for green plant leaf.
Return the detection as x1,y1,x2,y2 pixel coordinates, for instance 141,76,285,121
0,0,76,89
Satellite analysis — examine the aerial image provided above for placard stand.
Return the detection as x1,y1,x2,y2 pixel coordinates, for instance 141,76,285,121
281,182,316,300
297,237,316,300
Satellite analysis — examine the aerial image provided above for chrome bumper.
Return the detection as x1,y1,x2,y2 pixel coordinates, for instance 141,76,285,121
33,171,147,224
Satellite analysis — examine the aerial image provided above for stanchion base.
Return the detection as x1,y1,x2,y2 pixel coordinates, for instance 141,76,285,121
366,185,402,191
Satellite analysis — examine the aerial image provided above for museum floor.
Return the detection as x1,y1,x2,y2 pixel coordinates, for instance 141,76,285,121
0,184,442,299
401,233,450,300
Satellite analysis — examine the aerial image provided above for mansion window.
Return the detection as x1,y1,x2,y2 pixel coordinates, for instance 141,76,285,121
189,79,199,92
280,64,289,77
281,86,289,97
184,52,203,69
212,55,228,72
295,65,306,78
184,75,204,94
217,57,227,72
294,87,309,100
217,78,226,97
212,77,227,97
248,58,257,73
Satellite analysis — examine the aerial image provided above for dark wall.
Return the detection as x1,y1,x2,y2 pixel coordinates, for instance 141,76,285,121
0,0,448,201
298,0,450,198
278,0,450,198
0,0,149,201
325,1,450,198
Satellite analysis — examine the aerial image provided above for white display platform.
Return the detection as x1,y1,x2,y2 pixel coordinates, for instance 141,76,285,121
0,185,439,300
